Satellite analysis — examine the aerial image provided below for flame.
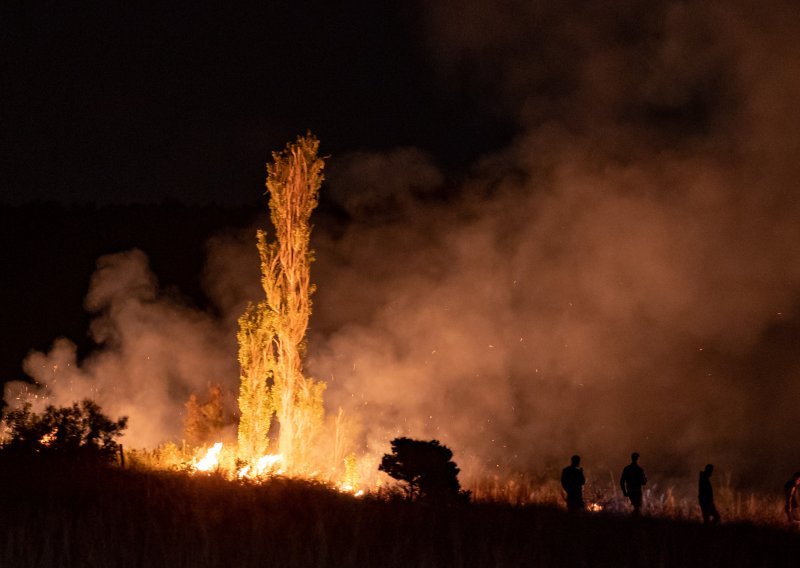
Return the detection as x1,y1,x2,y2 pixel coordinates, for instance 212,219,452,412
40,428,58,447
194,442,223,472
256,454,282,473
337,483,365,498
587,502,603,512
238,453,283,479
189,441,291,481
188,440,363,497
336,453,362,496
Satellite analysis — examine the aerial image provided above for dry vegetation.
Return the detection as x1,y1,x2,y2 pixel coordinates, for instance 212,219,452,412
468,472,789,526
2,459,799,568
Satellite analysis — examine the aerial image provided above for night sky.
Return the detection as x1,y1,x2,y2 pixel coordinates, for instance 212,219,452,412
1,2,510,205
3,1,800,489
1,2,511,383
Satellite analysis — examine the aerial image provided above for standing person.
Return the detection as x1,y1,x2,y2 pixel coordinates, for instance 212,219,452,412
561,455,585,512
620,452,647,515
698,464,721,525
784,472,800,525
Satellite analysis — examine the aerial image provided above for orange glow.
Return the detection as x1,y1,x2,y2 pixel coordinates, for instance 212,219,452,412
194,442,223,472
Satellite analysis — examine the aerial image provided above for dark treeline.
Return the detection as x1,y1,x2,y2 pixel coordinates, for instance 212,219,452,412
0,201,258,392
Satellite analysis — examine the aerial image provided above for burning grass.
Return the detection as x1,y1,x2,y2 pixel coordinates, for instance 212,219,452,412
2,458,799,568
127,441,791,526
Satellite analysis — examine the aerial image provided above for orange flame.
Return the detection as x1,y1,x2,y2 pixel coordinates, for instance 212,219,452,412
194,442,223,472
238,453,283,479
39,428,58,447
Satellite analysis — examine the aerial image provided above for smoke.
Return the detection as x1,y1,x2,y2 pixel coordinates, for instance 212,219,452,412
6,249,240,448
325,148,444,220
202,226,262,327
5,1,800,489
306,0,800,487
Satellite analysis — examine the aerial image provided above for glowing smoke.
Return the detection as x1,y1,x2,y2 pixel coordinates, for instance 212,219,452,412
7,250,239,448
309,0,800,486
6,1,800,489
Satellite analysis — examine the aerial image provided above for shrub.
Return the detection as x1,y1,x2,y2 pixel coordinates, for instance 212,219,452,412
379,437,468,502
1,399,127,463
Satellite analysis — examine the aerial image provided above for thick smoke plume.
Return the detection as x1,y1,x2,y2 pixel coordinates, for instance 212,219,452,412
6,1,800,489
309,0,800,487
6,249,242,448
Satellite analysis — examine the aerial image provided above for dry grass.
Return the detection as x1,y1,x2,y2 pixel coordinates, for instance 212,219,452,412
2,458,799,567
468,471,788,526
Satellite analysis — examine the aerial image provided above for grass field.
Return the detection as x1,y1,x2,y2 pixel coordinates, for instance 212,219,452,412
1,459,799,567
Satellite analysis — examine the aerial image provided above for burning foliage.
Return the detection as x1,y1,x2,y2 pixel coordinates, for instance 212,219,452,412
236,133,327,474
183,384,226,449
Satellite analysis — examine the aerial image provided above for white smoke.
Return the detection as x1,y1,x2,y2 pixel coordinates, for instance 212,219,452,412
6,249,239,448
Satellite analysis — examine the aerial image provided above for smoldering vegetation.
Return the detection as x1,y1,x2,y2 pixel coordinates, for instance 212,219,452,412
1,461,799,568
5,0,800,493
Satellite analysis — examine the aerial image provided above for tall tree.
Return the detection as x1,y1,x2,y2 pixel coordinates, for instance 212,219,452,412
237,301,276,459
237,133,326,472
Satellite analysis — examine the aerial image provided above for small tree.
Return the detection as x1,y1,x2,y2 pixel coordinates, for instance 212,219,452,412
379,437,468,502
1,399,127,463
184,384,226,448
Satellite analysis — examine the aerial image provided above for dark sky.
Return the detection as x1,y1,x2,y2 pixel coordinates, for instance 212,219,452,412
1,2,511,205
3,1,800,490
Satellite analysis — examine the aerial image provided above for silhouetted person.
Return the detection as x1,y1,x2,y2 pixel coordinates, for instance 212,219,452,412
784,472,800,525
698,464,720,525
561,454,585,512
620,452,647,514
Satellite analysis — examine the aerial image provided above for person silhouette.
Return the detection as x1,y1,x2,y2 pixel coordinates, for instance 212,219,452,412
784,472,800,525
698,464,721,525
561,454,585,512
620,452,647,514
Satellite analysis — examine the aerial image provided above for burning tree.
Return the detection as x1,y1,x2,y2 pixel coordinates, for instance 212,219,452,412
237,302,277,459
184,384,225,449
237,133,326,473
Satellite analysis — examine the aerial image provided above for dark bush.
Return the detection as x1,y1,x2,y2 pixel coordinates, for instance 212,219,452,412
379,437,468,502
1,399,127,463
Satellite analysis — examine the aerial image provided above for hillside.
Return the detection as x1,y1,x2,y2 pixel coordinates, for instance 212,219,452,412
2,460,798,568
